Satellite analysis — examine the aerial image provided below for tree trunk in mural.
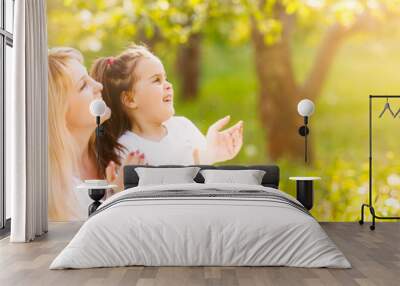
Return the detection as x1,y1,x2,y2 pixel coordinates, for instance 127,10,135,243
137,28,161,50
300,24,352,102
176,33,202,101
251,21,304,162
250,9,362,162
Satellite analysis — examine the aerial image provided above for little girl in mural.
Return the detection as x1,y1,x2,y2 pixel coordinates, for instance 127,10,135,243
91,45,243,186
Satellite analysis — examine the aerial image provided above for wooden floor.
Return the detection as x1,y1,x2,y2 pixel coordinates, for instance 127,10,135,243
0,222,399,286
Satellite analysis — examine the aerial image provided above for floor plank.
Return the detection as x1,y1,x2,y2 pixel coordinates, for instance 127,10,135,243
0,222,399,286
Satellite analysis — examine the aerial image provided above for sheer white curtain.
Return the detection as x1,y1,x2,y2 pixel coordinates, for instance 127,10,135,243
9,0,48,242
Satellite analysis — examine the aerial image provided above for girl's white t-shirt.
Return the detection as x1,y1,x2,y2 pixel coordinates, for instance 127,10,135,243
118,116,207,165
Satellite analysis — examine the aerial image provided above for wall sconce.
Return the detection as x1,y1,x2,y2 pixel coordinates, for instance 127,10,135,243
297,99,315,163
89,99,107,167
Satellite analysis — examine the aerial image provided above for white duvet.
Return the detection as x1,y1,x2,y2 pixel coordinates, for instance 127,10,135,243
50,183,351,269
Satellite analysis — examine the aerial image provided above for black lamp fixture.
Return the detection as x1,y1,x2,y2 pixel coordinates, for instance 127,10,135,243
89,99,107,166
297,99,315,163
87,99,108,215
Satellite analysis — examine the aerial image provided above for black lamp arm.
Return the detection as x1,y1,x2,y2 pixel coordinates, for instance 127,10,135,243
298,116,310,163
95,116,101,170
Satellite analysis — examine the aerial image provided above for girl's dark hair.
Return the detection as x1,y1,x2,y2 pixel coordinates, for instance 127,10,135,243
90,44,154,175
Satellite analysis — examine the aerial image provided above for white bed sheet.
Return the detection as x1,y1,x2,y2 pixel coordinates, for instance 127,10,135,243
50,183,351,269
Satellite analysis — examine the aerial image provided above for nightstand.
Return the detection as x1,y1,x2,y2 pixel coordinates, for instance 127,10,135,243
77,184,118,216
289,177,321,210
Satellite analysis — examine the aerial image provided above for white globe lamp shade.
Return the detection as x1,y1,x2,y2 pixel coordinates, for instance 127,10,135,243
90,99,107,117
297,99,315,117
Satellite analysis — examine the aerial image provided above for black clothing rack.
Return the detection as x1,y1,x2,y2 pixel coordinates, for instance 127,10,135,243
359,95,400,230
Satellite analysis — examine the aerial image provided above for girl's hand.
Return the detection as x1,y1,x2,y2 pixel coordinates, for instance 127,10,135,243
202,115,243,164
105,150,147,191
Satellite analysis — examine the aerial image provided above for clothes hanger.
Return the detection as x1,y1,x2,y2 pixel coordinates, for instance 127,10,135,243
379,97,395,118
394,107,400,118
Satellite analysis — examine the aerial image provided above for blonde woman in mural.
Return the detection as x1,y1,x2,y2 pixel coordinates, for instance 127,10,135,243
48,47,139,221
90,44,243,186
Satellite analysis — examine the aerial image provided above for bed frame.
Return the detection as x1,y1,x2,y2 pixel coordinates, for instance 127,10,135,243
123,165,280,190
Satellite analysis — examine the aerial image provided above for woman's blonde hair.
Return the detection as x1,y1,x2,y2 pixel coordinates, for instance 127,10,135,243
48,47,85,221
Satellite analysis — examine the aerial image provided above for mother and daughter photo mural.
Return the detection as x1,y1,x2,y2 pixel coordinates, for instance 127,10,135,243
48,44,244,221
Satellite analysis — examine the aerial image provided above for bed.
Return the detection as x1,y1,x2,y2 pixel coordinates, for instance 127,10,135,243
50,165,351,269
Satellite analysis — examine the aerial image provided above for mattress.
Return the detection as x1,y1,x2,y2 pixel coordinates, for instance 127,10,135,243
50,183,351,269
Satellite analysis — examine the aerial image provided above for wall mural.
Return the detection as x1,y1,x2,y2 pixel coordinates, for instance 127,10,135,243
47,1,400,221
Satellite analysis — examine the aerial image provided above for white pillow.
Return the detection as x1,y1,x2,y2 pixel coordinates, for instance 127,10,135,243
135,167,200,186
200,169,266,185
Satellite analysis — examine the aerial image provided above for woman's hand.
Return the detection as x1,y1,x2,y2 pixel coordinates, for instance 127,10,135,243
201,115,243,164
105,150,147,192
